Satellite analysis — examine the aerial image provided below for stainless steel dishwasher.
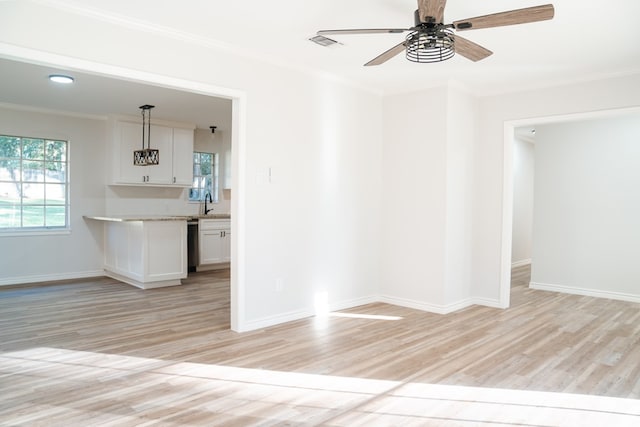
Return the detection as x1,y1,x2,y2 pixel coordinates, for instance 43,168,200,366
187,220,199,272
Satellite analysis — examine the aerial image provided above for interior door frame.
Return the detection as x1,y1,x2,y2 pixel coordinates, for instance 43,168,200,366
0,44,248,331
500,106,640,307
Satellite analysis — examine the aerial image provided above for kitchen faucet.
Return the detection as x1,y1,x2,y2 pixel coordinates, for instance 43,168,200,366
204,192,213,215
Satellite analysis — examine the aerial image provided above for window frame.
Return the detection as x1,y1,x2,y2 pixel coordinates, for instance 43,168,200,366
189,151,219,203
0,133,70,235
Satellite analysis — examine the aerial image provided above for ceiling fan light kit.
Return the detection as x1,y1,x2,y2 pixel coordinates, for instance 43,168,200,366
315,1,554,66
405,27,455,63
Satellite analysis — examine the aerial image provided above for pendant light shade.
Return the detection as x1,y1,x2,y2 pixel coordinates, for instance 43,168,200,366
133,104,159,166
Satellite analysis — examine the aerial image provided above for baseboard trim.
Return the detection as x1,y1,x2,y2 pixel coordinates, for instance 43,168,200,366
0,270,104,287
328,295,379,312
378,295,483,315
239,295,380,332
104,271,183,290
241,308,314,332
511,259,532,268
471,297,506,309
530,282,640,304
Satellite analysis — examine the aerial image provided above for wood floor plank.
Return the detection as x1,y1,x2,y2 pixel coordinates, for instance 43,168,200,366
1,266,640,425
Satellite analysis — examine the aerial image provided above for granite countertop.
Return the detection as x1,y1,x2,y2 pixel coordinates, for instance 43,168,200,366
84,214,231,222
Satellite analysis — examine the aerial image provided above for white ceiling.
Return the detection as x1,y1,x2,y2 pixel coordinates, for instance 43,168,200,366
0,58,233,131
1,0,639,123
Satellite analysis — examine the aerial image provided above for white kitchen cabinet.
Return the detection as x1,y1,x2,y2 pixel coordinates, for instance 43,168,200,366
96,218,188,289
198,219,231,270
172,127,194,186
109,117,195,186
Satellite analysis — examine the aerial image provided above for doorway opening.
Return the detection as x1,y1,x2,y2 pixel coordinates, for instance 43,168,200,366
0,47,247,331
500,106,640,307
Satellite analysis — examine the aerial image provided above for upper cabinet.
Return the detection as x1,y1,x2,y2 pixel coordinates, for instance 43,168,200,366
172,127,195,186
108,116,195,187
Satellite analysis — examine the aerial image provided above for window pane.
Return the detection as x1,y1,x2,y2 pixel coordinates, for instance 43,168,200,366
23,183,44,203
22,160,44,182
0,159,21,189
0,181,20,200
46,183,66,203
46,206,66,227
45,162,66,182
45,140,66,162
0,198,20,227
23,205,45,227
22,139,45,160
0,136,21,159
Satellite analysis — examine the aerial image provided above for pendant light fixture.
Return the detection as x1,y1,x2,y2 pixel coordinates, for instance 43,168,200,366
133,104,159,166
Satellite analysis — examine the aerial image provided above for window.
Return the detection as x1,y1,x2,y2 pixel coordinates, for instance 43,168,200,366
189,151,218,202
0,134,69,231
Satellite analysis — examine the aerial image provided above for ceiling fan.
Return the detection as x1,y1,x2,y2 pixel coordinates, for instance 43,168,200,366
315,0,555,65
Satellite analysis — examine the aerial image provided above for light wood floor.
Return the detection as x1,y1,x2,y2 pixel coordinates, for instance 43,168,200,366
1,266,640,426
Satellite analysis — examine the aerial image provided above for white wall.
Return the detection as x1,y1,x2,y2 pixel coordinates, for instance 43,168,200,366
0,1,383,330
0,106,106,284
381,87,448,308
531,115,640,301
3,2,640,325
444,86,476,306
475,74,640,305
511,137,535,266
380,85,477,312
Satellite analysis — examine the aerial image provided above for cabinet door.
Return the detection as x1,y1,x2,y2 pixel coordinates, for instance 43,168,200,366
222,229,231,262
116,122,173,184
172,128,194,186
116,121,146,184
199,229,226,264
145,125,173,184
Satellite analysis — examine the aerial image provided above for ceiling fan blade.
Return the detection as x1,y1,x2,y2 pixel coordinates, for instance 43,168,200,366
317,28,409,36
453,4,554,31
364,41,407,66
417,0,447,23
453,35,492,62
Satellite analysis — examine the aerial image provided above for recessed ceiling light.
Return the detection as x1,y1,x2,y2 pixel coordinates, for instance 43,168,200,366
49,74,75,84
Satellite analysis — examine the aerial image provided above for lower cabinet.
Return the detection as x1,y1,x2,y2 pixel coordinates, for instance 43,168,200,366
102,219,187,289
198,219,231,270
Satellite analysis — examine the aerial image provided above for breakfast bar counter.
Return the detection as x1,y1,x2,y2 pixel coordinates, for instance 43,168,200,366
85,215,188,289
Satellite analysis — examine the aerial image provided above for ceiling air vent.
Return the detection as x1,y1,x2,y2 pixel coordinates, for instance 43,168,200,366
309,35,339,47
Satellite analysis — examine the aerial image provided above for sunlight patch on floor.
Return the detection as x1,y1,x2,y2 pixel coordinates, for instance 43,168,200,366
1,347,640,426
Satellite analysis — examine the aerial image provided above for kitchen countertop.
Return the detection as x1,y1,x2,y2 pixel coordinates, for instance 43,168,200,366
84,214,231,222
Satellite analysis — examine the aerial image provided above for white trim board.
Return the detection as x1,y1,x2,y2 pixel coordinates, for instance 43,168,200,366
0,270,104,287
530,282,640,304
239,295,379,333
378,295,504,315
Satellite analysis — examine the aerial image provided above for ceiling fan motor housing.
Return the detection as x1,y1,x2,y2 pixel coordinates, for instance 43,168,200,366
414,9,438,25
